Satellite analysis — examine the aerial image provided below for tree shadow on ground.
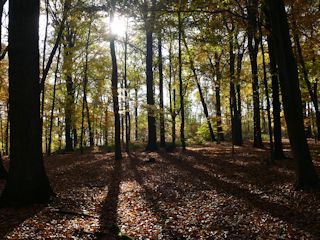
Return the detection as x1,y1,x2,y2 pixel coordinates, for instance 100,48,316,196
128,151,261,239
0,200,46,238
158,150,320,238
97,159,122,240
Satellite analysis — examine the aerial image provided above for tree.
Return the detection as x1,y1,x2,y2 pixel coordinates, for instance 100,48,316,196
266,0,319,189
110,0,122,160
1,0,53,204
247,0,263,148
145,0,158,151
158,33,166,148
178,4,186,151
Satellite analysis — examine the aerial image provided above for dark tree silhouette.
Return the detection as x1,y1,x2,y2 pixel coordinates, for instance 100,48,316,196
1,0,53,204
110,0,122,160
145,0,158,151
267,0,319,189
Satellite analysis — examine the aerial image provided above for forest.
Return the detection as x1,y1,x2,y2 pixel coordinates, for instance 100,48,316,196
0,0,320,239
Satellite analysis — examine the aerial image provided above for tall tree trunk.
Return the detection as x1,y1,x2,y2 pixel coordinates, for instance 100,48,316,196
124,31,130,152
178,10,186,150
183,35,216,142
158,33,166,148
85,98,94,147
267,0,319,189
228,31,242,146
48,46,61,155
214,53,224,141
80,22,92,153
0,107,4,154
145,6,157,151
5,101,9,156
267,34,285,159
40,0,49,121
40,0,70,142
110,1,122,160
293,33,320,140
63,26,76,152
248,0,263,148
235,37,245,145
134,88,138,142
260,33,274,162
168,38,176,147
1,0,53,203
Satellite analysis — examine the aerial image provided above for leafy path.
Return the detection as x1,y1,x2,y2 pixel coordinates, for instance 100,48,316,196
0,142,320,239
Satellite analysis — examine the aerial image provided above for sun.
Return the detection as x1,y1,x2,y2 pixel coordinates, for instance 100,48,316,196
110,15,127,37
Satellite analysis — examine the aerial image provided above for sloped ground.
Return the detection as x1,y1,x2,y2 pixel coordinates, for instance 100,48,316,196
0,141,320,239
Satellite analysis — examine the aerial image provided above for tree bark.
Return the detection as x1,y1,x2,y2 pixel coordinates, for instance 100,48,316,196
1,0,53,204
110,1,122,160
248,0,263,148
158,34,166,148
266,22,285,159
134,88,138,142
80,22,93,153
124,31,130,152
63,25,76,152
260,33,274,162
214,53,224,141
178,10,186,150
48,45,61,155
145,5,157,151
267,0,320,189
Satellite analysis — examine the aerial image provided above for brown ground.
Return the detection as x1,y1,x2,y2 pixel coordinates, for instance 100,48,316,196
0,141,320,239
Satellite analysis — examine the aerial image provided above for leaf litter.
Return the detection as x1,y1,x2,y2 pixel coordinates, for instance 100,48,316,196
0,141,319,239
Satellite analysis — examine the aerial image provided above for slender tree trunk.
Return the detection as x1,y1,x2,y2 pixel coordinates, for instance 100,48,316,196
260,33,274,162
124,31,130,152
214,53,224,141
178,10,186,150
228,33,242,146
5,101,9,156
105,108,109,147
158,34,166,148
110,1,122,160
40,0,69,143
48,46,61,156
40,0,49,121
172,89,177,146
0,108,4,154
168,39,176,147
80,21,94,152
134,88,138,142
85,99,94,146
183,35,216,142
63,26,75,152
267,35,285,159
248,0,263,148
235,39,244,144
267,0,320,189
1,0,53,203
293,33,320,140
145,13,157,151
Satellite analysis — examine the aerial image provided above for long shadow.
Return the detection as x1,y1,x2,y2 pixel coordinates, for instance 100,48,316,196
0,198,46,238
182,149,294,189
129,153,196,239
158,151,320,238
129,154,257,239
97,159,122,239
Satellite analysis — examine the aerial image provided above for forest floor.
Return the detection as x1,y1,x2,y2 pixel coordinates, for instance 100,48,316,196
0,141,320,239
